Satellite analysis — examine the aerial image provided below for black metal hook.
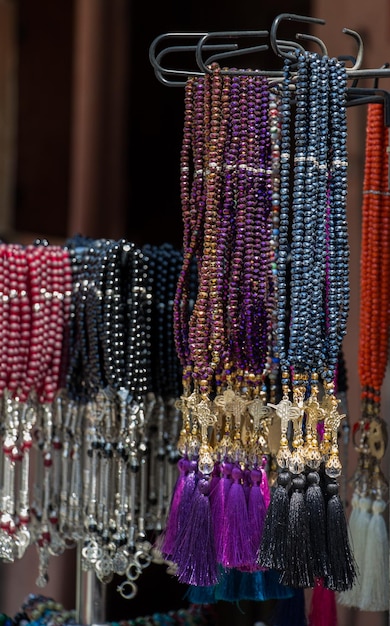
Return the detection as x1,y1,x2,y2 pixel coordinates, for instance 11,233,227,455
277,39,306,55
149,32,203,69
153,43,238,86
195,30,280,77
342,28,364,71
373,63,390,89
270,13,326,59
202,38,307,77
295,33,328,56
347,87,390,127
149,15,390,88
204,43,269,68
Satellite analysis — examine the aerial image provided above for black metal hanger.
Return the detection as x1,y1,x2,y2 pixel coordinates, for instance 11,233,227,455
149,12,390,89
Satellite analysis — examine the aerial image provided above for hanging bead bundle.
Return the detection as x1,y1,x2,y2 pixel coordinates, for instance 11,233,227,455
258,51,355,592
165,66,278,588
166,52,356,593
0,237,197,598
0,241,72,576
338,102,390,612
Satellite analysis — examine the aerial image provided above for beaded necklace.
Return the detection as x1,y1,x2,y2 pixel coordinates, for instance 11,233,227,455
0,244,9,395
169,67,278,583
64,237,93,402
41,246,72,403
83,239,109,398
173,75,206,390
6,244,29,398
321,56,350,480
188,64,225,393
269,57,295,471
183,65,231,476
23,244,46,401
232,74,272,392
358,104,390,414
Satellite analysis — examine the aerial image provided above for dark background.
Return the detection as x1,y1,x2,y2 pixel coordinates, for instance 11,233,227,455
14,0,310,246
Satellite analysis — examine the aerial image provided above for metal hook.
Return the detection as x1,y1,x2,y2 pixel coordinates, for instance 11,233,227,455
270,13,326,59
277,39,306,55
204,43,269,68
154,43,238,86
149,31,239,86
374,63,390,89
149,31,208,72
338,55,357,68
149,16,390,90
296,33,328,56
347,86,390,127
342,28,364,71
196,30,281,77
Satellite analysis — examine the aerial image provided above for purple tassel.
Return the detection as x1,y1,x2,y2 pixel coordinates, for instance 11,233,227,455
247,468,267,570
169,459,198,561
174,476,219,586
222,464,253,570
260,464,271,508
243,466,252,502
160,456,189,558
209,461,233,564
210,460,221,493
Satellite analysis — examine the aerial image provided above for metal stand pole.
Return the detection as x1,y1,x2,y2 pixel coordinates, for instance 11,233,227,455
75,543,108,625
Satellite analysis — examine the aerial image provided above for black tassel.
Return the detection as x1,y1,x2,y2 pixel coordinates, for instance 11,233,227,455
305,470,329,578
280,473,314,588
258,470,290,571
325,478,356,591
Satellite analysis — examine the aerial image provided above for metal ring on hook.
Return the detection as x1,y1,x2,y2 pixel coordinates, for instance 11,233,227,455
270,13,326,59
342,28,363,71
134,549,153,570
117,580,138,600
296,33,328,56
126,560,142,581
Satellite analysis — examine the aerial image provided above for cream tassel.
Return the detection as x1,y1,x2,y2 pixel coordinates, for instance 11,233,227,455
337,492,372,607
358,497,389,611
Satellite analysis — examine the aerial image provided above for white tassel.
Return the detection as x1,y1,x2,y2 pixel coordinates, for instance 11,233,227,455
358,498,389,611
337,493,372,607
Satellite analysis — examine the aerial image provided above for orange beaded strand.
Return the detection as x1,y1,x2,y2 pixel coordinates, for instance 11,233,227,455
358,103,390,412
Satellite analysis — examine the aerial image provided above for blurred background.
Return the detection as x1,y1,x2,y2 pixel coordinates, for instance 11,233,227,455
0,0,388,625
